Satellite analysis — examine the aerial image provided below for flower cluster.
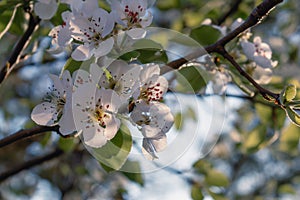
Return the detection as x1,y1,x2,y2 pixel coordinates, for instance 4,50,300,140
231,18,278,85
37,0,154,61
31,61,174,159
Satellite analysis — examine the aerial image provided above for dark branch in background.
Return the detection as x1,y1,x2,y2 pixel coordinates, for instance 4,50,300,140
0,148,63,183
0,12,40,85
0,125,59,148
217,0,243,25
167,0,283,103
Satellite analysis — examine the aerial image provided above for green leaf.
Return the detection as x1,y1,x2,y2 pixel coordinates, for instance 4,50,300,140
92,124,132,172
121,160,144,186
119,51,140,61
190,25,222,46
205,169,229,187
280,84,297,105
278,184,296,195
176,66,208,93
285,106,300,127
62,58,83,75
280,123,300,153
58,137,76,153
191,184,204,200
193,159,212,174
132,39,168,63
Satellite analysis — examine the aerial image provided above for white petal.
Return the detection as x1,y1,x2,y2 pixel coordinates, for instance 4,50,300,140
142,138,158,160
96,89,121,112
126,28,146,39
83,124,108,148
140,64,160,84
241,41,255,60
103,116,120,140
253,56,273,68
31,102,58,126
253,65,272,85
71,44,92,61
58,103,76,135
61,70,72,89
34,1,58,20
93,37,114,58
151,133,167,152
140,11,153,28
73,69,93,88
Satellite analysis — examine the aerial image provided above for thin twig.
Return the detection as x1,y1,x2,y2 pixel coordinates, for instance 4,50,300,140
219,48,280,102
0,148,64,183
0,12,40,85
0,126,59,148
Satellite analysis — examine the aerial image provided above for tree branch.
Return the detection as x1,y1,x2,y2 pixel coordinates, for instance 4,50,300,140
0,125,59,148
166,0,283,103
219,48,280,102
0,12,40,85
0,148,64,183
167,0,283,69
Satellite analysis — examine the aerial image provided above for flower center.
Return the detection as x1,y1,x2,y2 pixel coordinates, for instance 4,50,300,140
139,82,163,102
93,103,110,128
124,5,143,26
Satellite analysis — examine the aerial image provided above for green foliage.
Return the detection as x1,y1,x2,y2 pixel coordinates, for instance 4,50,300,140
58,137,77,153
278,184,296,195
255,103,286,129
62,58,83,74
285,106,300,127
243,126,267,153
121,160,144,186
280,84,297,105
93,124,132,172
205,169,230,187
280,123,300,154
132,39,169,63
190,25,222,46
176,66,208,93
191,184,204,200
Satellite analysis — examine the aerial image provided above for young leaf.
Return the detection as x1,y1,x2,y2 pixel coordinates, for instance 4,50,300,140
285,106,300,127
280,84,297,105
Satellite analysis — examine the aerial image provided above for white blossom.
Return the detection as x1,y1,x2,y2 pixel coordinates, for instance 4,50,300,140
31,71,75,135
70,8,115,60
91,60,142,102
133,64,168,103
73,70,121,148
131,101,173,159
241,36,278,68
110,0,153,38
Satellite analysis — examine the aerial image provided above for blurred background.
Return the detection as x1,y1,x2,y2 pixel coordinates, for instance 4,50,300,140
0,0,300,199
